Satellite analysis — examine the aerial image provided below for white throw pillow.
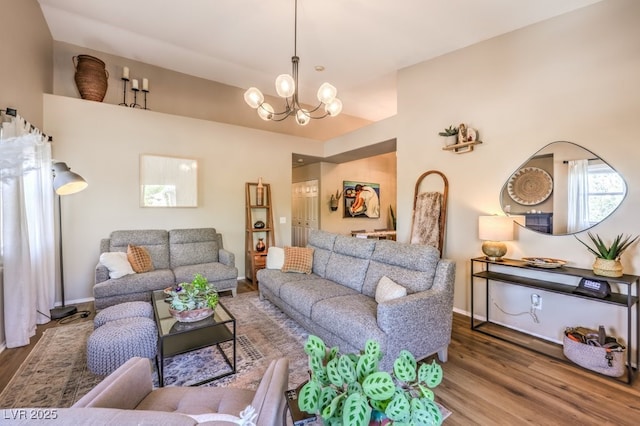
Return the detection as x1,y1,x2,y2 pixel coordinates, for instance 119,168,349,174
266,246,285,269
99,252,136,279
375,276,407,303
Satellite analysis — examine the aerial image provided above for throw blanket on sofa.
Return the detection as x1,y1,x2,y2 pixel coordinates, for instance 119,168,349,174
410,192,441,248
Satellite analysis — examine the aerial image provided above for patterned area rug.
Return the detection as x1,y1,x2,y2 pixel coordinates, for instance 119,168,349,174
0,292,311,408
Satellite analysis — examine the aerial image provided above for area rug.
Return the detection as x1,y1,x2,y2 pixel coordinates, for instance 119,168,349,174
0,292,311,408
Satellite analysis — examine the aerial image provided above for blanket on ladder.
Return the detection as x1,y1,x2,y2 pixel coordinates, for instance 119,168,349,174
410,192,442,249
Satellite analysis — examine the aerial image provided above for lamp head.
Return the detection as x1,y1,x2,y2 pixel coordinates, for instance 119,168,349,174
52,162,88,195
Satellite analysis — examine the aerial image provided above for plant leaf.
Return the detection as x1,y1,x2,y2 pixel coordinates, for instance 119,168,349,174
298,380,321,414
337,354,357,383
362,372,395,401
356,353,378,381
385,392,411,422
393,355,416,383
342,393,371,426
305,335,326,359
327,357,344,387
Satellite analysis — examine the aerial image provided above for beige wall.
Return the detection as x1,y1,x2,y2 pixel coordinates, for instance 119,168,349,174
53,42,370,142
391,0,639,342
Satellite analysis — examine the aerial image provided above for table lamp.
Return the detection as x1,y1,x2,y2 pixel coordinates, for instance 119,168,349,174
478,215,515,261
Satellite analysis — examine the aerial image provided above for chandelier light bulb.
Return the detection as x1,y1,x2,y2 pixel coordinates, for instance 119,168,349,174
295,109,310,126
244,87,264,109
324,98,343,116
275,74,295,98
317,82,337,104
258,103,274,121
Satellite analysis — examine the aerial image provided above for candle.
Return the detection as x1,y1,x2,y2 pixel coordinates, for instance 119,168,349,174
123,66,129,79
131,79,139,90
142,78,149,91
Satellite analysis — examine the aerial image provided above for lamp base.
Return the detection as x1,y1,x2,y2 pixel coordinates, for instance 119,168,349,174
50,305,78,320
482,241,507,262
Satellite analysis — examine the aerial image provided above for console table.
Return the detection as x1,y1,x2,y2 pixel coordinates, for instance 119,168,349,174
470,257,639,384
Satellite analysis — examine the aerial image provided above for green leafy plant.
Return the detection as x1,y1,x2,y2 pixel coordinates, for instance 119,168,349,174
330,190,343,203
438,125,458,137
575,232,639,260
167,273,219,311
298,335,443,426
390,205,397,230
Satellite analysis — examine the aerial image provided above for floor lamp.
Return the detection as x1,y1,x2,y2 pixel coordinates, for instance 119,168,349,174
50,162,88,320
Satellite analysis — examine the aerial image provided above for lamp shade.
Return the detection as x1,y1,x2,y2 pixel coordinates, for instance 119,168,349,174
478,215,514,241
52,162,88,195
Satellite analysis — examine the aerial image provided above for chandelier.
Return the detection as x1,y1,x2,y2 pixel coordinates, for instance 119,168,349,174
243,0,342,126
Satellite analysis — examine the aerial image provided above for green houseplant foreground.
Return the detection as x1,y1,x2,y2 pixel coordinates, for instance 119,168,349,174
298,335,444,426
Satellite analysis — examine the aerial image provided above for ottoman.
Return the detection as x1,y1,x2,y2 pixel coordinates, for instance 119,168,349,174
94,301,153,328
87,316,157,375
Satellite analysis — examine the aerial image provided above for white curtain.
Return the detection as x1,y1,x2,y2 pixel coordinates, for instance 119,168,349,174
567,159,590,234
1,114,55,348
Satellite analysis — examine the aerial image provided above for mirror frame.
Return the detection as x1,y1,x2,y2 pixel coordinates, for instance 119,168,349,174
500,141,627,235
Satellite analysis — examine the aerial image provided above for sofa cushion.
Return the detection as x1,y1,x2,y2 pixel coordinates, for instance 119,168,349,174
266,247,285,269
100,252,136,279
361,240,440,296
93,269,175,299
110,230,170,270
173,262,238,285
127,245,154,273
169,228,219,268
281,246,314,274
257,269,318,298
323,235,375,292
308,230,337,278
375,276,407,303
311,294,386,352
280,279,358,318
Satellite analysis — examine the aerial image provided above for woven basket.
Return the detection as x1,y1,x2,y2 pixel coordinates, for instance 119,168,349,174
563,334,625,377
592,258,623,277
73,55,108,102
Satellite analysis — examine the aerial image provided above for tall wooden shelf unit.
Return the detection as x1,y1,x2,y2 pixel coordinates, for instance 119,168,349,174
245,182,275,284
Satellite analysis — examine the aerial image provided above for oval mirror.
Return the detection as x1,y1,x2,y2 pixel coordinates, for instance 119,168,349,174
500,141,626,235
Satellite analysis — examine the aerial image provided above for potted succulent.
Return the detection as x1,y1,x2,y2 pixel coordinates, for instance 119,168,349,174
575,232,639,277
330,190,343,211
298,335,444,426
438,125,458,147
166,273,219,322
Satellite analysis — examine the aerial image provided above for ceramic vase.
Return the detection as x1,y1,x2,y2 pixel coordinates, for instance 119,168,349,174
256,238,266,252
256,177,264,206
168,307,214,323
592,258,623,278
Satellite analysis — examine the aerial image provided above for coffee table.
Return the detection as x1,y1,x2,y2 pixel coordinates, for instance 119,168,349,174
152,289,236,387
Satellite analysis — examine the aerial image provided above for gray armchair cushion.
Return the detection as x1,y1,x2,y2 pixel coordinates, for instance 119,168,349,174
170,228,219,267
109,230,170,270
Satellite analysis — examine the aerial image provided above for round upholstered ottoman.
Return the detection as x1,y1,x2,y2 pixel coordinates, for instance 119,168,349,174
87,316,157,375
94,301,153,328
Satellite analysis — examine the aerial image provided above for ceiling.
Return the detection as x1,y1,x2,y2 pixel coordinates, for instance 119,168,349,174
38,0,602,124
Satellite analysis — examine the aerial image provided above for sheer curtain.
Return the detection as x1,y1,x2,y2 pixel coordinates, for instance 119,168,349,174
567,159,590,234
0,113,55,348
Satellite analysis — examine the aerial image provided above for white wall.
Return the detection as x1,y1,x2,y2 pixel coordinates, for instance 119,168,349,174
43,95,323,303
393,0,640,342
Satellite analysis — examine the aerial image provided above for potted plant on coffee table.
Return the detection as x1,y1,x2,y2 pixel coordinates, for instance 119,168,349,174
575,232,638,277
298,335,444,426
166,273,219,322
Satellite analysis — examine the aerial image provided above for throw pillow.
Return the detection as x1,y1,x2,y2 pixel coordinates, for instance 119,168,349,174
127,244,154,273
266,247,285,269
99,252,136,279
281,246,314,274
375,276,407,303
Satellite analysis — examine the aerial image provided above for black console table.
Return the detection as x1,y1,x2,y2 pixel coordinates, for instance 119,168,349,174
470,257,639,384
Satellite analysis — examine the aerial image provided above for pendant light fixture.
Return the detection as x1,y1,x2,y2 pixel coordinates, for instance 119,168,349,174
244,0,342,125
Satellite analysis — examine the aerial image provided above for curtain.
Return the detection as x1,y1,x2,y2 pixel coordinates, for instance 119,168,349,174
1,113,55,348
567,159,590,234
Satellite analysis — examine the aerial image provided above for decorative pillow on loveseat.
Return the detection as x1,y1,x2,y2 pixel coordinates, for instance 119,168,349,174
375,275,407,303
100,252,136,279
281,246,314,274
127,244,154,273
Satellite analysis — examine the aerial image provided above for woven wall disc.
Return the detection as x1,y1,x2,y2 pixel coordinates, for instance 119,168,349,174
507,167,553,206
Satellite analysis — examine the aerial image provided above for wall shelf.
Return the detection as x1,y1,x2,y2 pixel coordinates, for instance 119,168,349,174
442,140,482,153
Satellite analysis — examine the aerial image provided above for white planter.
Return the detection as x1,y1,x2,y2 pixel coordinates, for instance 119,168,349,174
442,135,457,146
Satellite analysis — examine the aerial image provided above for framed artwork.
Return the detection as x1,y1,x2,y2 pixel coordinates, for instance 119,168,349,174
140,154,198,207
343,181,380,218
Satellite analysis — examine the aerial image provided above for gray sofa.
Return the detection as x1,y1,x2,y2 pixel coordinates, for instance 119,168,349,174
94,228,238,310
257,230,455,370
10,356,288,425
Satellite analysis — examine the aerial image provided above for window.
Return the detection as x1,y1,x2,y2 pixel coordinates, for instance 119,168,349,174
588,163,624,225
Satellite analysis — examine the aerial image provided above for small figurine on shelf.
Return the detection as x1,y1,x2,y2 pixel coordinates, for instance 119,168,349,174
256,238,266,252
256,177,264,206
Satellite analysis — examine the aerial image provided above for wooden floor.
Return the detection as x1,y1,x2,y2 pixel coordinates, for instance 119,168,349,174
2,279,640,425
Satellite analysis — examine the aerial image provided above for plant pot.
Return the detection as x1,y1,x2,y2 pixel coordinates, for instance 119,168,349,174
169,307,214,323
330,202,338,211
442,135,457,147
592,258,623,278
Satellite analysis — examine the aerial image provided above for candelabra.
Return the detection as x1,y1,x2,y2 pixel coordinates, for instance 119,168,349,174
119,66,149,109
119,77,129,106
130,86,142,109
142,88,149,110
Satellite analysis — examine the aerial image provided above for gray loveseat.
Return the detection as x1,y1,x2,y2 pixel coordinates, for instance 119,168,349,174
94,228,238,310
257,230,455,370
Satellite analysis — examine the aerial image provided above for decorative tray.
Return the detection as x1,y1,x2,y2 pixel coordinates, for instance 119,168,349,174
522,257,567,268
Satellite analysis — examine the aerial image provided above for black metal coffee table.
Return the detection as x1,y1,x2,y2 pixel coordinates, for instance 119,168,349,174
152,290,236,387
